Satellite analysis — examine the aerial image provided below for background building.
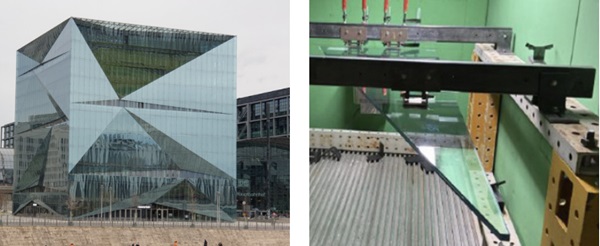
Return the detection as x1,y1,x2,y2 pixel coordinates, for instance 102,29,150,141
13,17,237,221
1,122,14,148
0,148,13,185
237,88,289,214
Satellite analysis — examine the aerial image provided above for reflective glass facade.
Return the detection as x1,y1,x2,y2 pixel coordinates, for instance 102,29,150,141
13,18,237,221
237,88,289,213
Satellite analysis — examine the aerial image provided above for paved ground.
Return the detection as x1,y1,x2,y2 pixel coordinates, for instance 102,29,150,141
0,226,289,245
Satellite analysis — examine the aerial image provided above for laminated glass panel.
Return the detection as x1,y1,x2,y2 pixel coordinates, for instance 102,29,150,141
359,89,510,237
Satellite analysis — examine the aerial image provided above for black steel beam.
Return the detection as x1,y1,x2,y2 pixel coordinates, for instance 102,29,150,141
310,22,513,53
310,56,596,113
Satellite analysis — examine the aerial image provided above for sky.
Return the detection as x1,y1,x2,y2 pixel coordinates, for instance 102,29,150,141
0,0,290,126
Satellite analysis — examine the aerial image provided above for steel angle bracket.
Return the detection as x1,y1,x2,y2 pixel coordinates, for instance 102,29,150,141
310,22,513,53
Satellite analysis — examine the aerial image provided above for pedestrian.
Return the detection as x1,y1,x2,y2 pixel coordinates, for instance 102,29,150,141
218,243,223,246
174,240,178,246
203,239,208,246
136,243,140,246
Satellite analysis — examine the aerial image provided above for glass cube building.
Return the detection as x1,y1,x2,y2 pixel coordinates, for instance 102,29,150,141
13,17,237,221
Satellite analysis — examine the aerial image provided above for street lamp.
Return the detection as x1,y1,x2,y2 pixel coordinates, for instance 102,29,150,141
100,184,104,221
242,201,248,229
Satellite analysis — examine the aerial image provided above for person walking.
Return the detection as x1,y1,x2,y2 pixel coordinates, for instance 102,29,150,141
203,239,208,246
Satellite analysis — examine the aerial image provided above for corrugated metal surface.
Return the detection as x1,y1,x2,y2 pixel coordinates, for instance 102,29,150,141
310,151,482,245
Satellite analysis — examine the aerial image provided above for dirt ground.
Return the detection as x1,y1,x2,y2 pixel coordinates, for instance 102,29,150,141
0,226,289,246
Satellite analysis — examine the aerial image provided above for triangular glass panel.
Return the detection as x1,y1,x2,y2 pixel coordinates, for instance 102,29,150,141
43,18,76,62
127,108,235,178
123,38,236,113
72,18,234,98
129,110,232,178
17,19,68,63
71,109,178,174
16,52,40,76
68,104,121,172
14,73,63,134
33,53,71,119
14,129,52,192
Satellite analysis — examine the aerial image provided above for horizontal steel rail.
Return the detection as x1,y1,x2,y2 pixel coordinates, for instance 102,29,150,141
310,22,513,53
310,55,596,114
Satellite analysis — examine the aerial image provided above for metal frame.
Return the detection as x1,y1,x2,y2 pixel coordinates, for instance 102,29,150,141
310,55,596,114
310,22,513,53
474,44,598,175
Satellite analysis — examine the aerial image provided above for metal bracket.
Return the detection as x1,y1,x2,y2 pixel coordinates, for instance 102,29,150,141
526,43,553,64
310,147,342,164
404,154,436,173
366,142,385,162
490,180,507,211
380,27,407,47
537,72,571,115
340,26,368,47
401,91,433,108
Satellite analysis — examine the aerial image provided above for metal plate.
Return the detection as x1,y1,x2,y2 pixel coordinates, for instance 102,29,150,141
339,26,368,43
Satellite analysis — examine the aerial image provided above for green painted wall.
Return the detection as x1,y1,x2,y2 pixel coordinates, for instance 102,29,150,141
310,0,490,130
488,1,599,246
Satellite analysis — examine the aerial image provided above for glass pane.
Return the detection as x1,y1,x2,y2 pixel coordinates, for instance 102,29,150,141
359,88,509,237
318,45,440,60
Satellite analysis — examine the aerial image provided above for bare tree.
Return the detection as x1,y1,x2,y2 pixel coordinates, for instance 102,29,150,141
65,196,82,226
0,194,6,213
131,195,139,226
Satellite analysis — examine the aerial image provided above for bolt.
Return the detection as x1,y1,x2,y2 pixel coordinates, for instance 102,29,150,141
401,74,407,79
426,75,432,80
551,80,558,87
344,30,349,35
358,30,362,36
385,31,390,36
503,34,508,39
